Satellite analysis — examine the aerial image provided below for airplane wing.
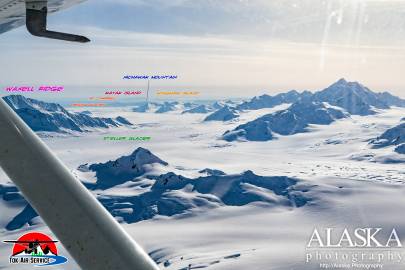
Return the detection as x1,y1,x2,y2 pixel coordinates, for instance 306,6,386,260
0,0,90,42
0,99,159,270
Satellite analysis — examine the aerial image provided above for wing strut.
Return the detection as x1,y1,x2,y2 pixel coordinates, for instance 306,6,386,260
25,0,90,43
0,99,158,270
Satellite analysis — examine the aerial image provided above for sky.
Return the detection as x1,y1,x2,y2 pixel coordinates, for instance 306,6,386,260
1,0,405,99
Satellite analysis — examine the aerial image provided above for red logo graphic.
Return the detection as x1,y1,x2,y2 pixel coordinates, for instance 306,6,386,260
8,232,58,256
4,232,68,267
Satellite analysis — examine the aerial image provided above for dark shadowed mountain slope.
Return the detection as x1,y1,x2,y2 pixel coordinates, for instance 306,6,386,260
223,100,348,141
3,95,132,132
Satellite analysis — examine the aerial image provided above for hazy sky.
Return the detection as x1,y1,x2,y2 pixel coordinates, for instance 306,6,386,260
1,0,405,98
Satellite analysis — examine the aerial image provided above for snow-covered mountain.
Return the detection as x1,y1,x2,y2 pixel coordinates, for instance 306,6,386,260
312,79,394,115
370,122,405,149
115,116,133,125
133,79,403,118
204,106,239,122
102,170,309,224
132,102,153,113
221,79,405,142
377,92,405,107
155,102,181,113
0,183,36,231
394,143,405,155
1,148,311,231
235,79,405,116
80,110,93,115
132,100,240,115
236,90,310,111
223,100,348,141
395,144,405,154
2,95,133,133
133,101,199,113
364,119,405,158
82,147,169,189
212,101,225,110
183,102,198,109
182,104,211,114
198,168,226,176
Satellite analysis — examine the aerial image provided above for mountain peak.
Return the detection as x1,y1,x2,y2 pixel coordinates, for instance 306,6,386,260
129,147,168,166
3,94,66,113
2,95,132,132
223,99,347,142
313,79,390,115
336,78,348,84
131,147,152,157
204,106,239,122
329,78,366,91
87,147,168,189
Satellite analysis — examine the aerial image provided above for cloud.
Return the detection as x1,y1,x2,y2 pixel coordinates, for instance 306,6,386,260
48,0,405,48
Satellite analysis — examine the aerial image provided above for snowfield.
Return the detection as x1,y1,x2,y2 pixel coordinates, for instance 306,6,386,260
1,94,405,269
